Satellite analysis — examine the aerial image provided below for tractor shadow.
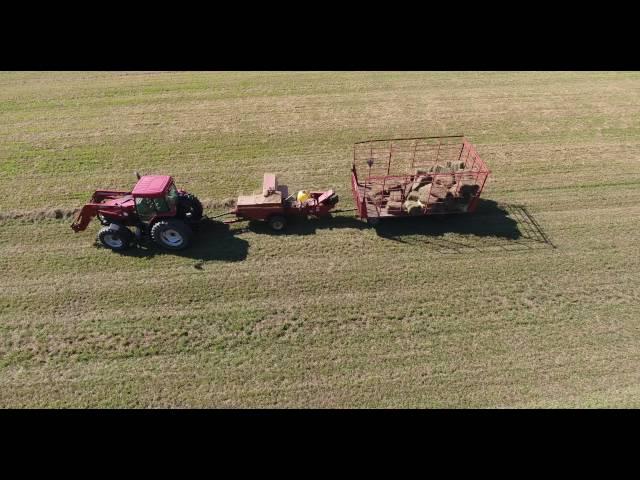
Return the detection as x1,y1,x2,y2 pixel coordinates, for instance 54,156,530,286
244,199,554,254
112,218,249,263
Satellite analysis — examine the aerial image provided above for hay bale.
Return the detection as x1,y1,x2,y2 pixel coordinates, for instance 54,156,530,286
383,179,403,192
407,175,432,193
435,174,456,189
386,201,403,213
366,184,384,204
406,191,420,202
429,183,448,200
433,165,454,174
416,184,432,204
403,200,424,216
369,183,384,194
389,190,403,202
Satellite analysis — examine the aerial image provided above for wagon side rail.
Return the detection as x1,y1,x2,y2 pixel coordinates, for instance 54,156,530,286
459,139,491,212
350,166,367,219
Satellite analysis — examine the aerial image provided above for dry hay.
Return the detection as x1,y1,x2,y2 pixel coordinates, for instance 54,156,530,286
402,175,433,196
417,184,432,204
428,183,448,200
435,174,456,189
403,200,424,216
386,200,403,213
0,207,78,222
406,190,420,202
366,184,385,204
389,190,403,202
383,179,404,192
201,197,237,210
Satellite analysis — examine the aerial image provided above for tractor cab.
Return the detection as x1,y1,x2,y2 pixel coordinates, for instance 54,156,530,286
131,175,179,222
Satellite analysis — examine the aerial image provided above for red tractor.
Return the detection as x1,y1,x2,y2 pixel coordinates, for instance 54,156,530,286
71,173,203,251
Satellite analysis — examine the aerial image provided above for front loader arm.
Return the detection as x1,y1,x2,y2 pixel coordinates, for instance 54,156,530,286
71,190,130,232
91,190,129,202
71,204,100,232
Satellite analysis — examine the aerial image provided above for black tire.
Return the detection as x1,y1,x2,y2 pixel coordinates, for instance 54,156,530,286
325,193,339,206
177,193,203,222
96,213,111,226
98,225,133,251
366,216,380,226
151,219,192,250
268,215,287,232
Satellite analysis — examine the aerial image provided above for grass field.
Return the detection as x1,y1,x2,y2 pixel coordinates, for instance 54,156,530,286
1,71,639,407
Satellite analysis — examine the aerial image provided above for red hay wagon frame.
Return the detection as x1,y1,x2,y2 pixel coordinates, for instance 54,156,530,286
350,135,490,224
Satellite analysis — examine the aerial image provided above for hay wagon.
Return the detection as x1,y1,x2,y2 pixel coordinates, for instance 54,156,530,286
350,135,490,224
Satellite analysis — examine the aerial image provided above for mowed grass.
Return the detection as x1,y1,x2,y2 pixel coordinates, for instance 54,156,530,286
1,71,639,407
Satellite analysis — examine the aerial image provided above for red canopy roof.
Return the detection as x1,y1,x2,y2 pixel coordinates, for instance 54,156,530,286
131,175,173,197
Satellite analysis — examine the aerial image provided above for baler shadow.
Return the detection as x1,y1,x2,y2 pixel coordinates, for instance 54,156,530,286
113,218,249,263
242,214,366,236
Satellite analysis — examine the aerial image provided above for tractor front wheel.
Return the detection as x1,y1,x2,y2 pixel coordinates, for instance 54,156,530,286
98,225,133,251
268,215,287,232
151,220,192,250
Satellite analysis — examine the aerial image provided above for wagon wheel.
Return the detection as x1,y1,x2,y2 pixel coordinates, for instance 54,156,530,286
268,215,287,232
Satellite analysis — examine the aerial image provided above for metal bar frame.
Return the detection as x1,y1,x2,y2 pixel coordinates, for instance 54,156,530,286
351,135,490,220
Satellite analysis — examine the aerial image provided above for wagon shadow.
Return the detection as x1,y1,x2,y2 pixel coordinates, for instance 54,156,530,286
373,199,555,253
108,218,249,263
244,199,554,254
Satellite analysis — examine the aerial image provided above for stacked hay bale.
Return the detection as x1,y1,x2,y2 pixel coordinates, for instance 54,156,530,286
387,201,403,214
387,189,403,214
366,183,384,206
403,199,424,215
429,182,448,201
416,184,433,204
383,178,404,193
389,190,403,202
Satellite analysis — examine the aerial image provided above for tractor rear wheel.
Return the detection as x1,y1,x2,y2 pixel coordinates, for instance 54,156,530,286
268,215,287,232
98,225,133,251
177,193,203,222
151,220,192,250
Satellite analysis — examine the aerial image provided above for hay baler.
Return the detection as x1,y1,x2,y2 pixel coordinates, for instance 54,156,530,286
221,173,339,231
